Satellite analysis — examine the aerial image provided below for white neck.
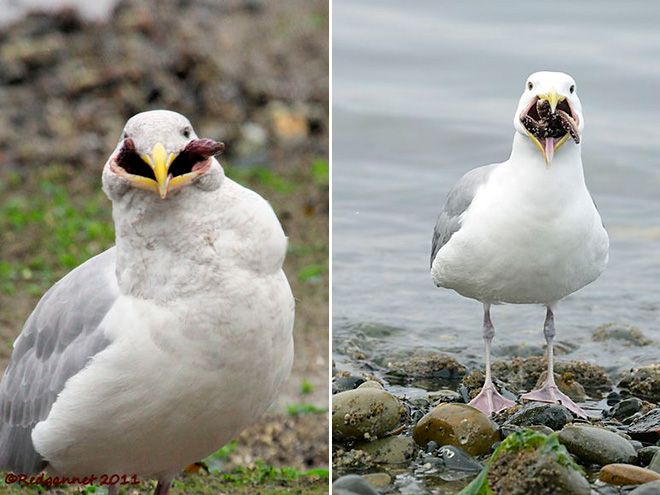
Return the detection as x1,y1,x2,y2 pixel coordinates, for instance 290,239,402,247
508,132,585,184
112,185,226,301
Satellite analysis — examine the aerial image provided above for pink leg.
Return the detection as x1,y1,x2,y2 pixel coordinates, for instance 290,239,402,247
521,307,587,418
469,304,516,416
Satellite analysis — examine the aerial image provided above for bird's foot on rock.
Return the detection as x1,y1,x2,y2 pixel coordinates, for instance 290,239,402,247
521,384,587,418
469,383,516,416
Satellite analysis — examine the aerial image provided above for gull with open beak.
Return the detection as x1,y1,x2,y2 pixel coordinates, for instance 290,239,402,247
0,110,295,495
430,72,608,417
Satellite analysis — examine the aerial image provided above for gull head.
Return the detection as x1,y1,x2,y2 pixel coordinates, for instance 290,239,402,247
513,71,584,165
103,110,224,200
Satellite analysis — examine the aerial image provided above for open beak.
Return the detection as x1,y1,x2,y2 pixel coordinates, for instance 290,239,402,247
140,143,177,199
520,87,579,167
540,87,562,114
111,138,224,198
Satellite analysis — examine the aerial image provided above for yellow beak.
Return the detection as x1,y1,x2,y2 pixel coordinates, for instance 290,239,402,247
539,87,563,113
140,143,177,199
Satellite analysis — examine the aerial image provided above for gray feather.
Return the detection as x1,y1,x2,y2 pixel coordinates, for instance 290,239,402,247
0,248,118,473
430,164,496,268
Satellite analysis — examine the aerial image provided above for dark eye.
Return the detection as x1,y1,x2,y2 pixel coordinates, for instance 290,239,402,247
122,131,128,139
527,81,534,91
569,84,575,94
182,127,191,138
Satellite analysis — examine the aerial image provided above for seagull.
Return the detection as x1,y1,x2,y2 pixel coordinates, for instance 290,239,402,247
0,110,295,494
430,72,608,418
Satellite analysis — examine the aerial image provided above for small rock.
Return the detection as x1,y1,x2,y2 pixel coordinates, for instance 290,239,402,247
333,448,373,470
488,435,590,495
434,445,483,474
639,446,660,466
619,365,660,402
333,474,380,495
630,480,660,495
593,323,653,347
386,351,467,380
610,397,644,421
427,389,462,404
505,403,573,431
650,450,660,474
332,388,404,442
491,356,609,394
355,435,416,465
599,463,660,485
333,375,366,394
358,381,384,390
412,403,499,456
362,473,391,490
628,408,660,441
558,425,637,465
607,391,621,406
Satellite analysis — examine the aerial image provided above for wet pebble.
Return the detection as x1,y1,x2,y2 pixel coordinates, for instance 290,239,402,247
630,481,660,495
362,472,391,490
355,435,416,465
650,450,660,474
638,446,660,466
599,463,660,485
412,403,499,456
333,474,380,495
434,445,483,475
505,402,573,431
558,425,637,465
332,387,404,441
609,397,644,420
427,389,462,404
628,408,660,441
332,375,366,394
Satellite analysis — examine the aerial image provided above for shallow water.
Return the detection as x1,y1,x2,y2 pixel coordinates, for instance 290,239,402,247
333,0,660,379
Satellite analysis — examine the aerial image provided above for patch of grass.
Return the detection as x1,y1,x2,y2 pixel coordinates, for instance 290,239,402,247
286,403,327,416
0,166,114,297
298,264,325,284
225,164,297,194
300,379,314,395
311,158,329,186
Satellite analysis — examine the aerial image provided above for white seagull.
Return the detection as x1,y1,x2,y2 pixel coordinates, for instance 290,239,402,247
0,110,295,494
430,72,608,418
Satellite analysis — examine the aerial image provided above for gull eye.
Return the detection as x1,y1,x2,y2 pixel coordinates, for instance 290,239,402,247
527,81,534,91
569,84,575,94
182,127,191,138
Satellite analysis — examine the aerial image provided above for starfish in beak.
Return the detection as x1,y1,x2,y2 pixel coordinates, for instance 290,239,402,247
520,87,580,165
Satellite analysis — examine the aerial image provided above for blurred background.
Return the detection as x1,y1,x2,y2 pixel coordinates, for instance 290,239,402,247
333,0,660,491
0,0,328,493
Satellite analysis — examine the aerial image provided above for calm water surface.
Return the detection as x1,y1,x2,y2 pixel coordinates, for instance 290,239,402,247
333,0,660,377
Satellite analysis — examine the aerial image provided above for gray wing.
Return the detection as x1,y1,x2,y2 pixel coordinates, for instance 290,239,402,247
0,247,118,473
430,164,496,268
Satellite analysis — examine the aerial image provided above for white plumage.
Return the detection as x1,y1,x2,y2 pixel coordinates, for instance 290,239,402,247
0,110,294,494
431,72,608,417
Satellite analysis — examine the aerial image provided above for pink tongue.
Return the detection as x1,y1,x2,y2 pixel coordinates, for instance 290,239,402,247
544,137,555,163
